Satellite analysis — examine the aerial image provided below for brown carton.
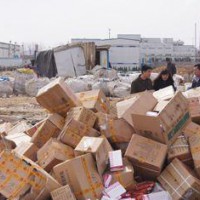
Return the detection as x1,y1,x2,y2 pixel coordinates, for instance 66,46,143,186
108,158,135,189
66,106,97,127
116,93,146,127
25,120,45,137
7,121,30,135
31,113,65,148
132,92,190,146
53,153,103,200
0,151,60,200
187,96,200,123
76,89,109,113
51,185,76,200
58,119,99,148
36,77,81,117
96,112,134,143
182,121,200,139
14,141,39,161
0,122,12,136
189,133,200,177
37,138,74,172
125,134,167,180
158,158,200,200
168,135,193,167
75,136,110,176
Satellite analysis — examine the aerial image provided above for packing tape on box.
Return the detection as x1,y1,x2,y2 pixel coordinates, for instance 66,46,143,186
191,146,200,154
108,119,118,143
75,157,102,198
0,153,46,198
159,162,200,198
113,171,123,185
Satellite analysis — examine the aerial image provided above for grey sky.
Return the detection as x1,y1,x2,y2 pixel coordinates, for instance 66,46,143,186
0,0,200,48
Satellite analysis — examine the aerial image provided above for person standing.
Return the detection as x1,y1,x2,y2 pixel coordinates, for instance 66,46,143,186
166,58,176,76
131,65,153,94
191,64,200,88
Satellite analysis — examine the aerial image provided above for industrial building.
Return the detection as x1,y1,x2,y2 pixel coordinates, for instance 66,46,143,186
72,34,196,70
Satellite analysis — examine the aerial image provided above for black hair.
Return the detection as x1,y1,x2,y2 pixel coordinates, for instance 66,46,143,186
154,69,173,82
141,64,152,73
166,58,171,62
194,64,200,70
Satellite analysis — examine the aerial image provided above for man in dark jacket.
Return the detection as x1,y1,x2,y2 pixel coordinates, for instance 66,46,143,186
131,65,153,94
166,58,176,76
191,64,200,88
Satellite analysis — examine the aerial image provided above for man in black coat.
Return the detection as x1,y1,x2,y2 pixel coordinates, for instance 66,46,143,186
131,65,153,94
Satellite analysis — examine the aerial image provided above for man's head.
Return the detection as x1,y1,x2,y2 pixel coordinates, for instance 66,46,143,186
166,57,171,63
141,64,152,79
194,64,200,78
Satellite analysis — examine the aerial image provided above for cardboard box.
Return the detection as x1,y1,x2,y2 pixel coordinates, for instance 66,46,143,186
182,121,200,139
75,136,110,176
76,89,110,113
132,92,190,146
0,122,12,136
51,185,76,200
108,158,135,189
53,153,103,200
116,93,144,127
96,112,134,143
25,120,45,137
14,141,39,161
189,133,200,177
187,97,200,119
5,132,31,146
168,135,193,167
0,137,15,152
7,121,30,135
37,138,74,172
58,119,99,148
158,158,200,200
125,134,167,180
36,77,81,117
0,151,61,200
66,106,96,127
31,113,65,148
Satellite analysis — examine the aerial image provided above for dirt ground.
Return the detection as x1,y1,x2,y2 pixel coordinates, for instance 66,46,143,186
0,95,47,125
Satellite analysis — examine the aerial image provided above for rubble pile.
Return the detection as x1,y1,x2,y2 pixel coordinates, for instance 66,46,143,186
1,77,200,200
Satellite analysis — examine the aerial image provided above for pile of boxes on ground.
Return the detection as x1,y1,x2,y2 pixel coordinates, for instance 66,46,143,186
1,77,200,199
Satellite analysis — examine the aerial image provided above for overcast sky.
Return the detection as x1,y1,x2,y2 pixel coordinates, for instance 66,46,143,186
0,0,200,48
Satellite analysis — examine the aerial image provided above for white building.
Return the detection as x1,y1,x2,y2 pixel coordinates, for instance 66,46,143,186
0,42,22,67
73,34,196,70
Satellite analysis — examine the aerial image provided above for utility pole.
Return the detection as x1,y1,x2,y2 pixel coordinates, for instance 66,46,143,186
195,23,197,62
108,28,111,39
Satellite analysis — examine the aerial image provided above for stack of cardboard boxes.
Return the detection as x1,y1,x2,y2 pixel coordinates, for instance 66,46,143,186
1,77,200,199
